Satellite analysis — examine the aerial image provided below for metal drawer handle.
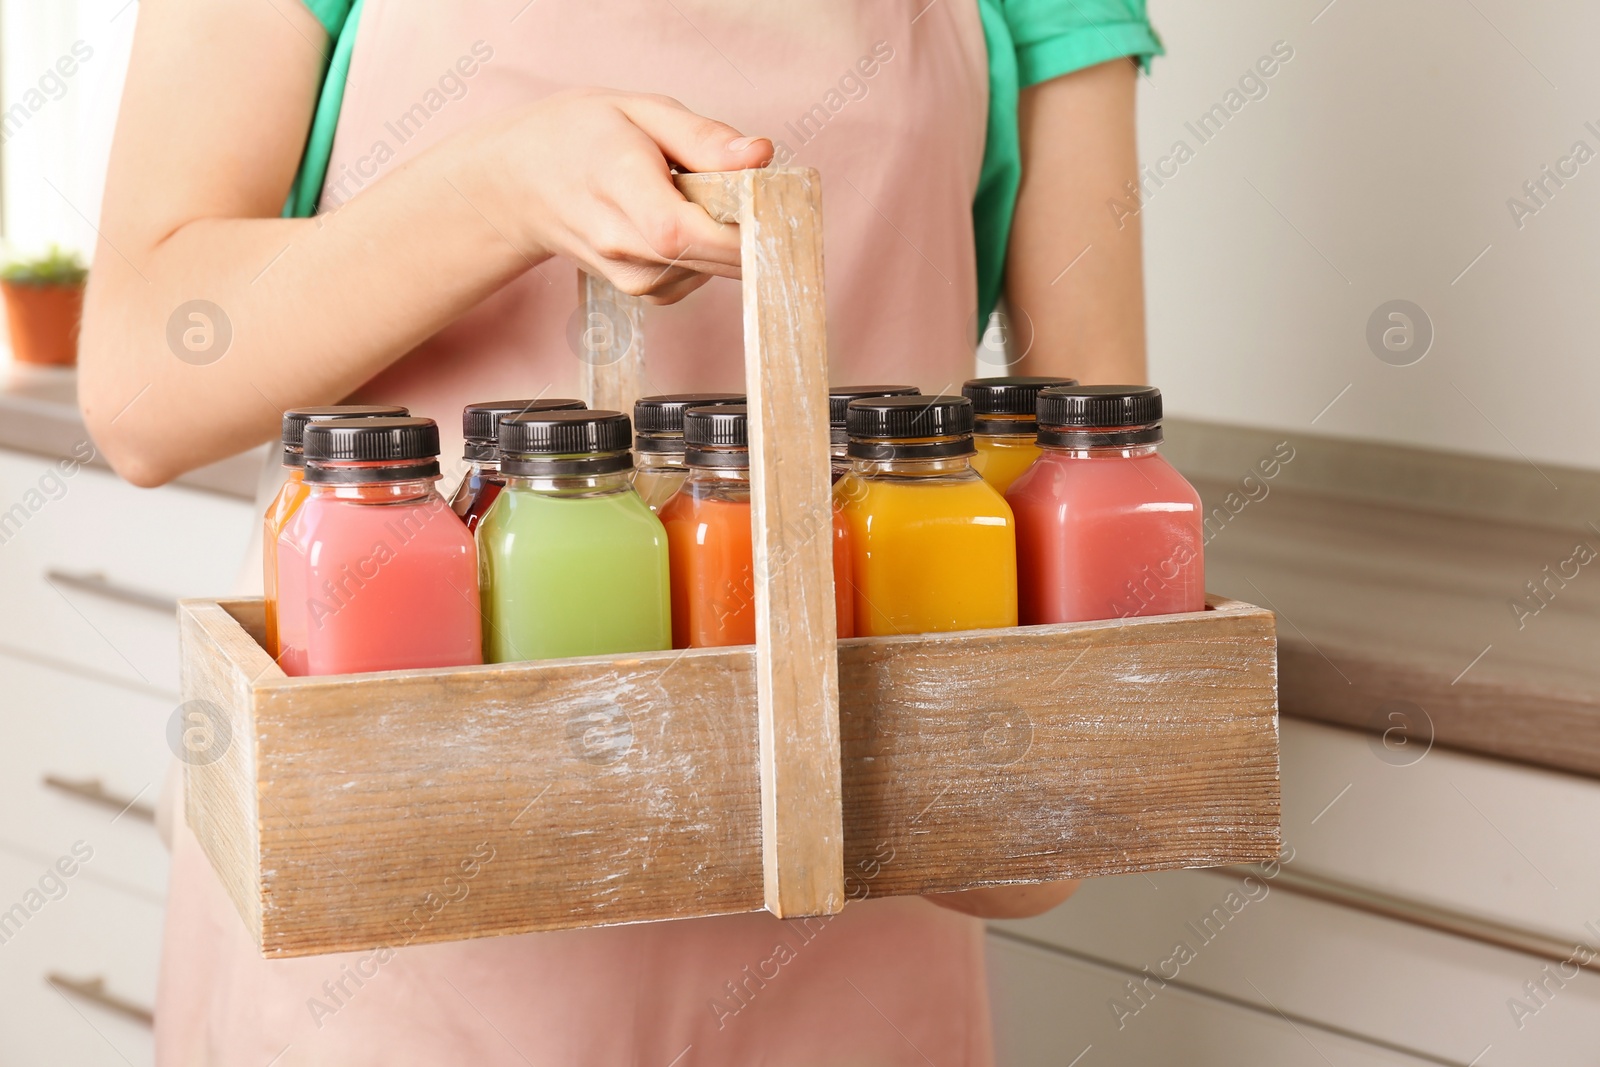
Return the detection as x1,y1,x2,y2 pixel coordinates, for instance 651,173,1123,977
46,973,154,1027
43,569,177,615
42,775,155,824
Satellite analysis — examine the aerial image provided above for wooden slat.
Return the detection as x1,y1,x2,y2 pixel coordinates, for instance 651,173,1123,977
178,598,278,947
729,168,843,918
674,171,745,223
576,272,646,414
181,596,1279,958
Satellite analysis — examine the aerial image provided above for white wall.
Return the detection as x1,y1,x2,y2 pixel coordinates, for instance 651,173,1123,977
1141,0,1600,471
1,0,136,255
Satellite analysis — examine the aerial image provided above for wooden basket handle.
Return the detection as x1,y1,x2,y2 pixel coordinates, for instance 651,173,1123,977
577,168,844,919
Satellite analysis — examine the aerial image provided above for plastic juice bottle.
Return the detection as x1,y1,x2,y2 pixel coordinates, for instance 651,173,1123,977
834,395,1017,636
477,410,671,662
827,385,918,482
630,393,743,511
275,417,481,676
262,404,407,659
1007,385,1204,623
658,406,854,649
448,397,585,531
962,376,1077,494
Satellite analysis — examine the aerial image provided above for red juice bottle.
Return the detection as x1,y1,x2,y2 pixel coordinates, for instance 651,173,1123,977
263,404,406,659
658,406,854,648
449,398,584,531
1007,386,1204,624
828,385,919,482
276,417,482,676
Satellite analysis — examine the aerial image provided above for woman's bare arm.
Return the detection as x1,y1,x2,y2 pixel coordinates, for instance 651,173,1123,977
81,0,770,486
1003,57,1147,385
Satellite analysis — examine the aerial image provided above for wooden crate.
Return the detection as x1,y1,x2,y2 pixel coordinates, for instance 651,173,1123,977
180,595,1278,958
181,167,1280,958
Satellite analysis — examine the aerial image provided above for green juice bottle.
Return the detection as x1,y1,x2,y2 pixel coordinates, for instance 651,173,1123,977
476,410,671,662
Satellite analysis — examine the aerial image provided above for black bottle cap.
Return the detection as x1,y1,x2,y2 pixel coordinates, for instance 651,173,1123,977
683,405,751,468
632,393,744,450
828,385,920,428
1037,385,1163,448
844,395,975,460
302,417,441,483
280,405,409,466
962,377,1079,433
460,398,585,454
499,410,633,476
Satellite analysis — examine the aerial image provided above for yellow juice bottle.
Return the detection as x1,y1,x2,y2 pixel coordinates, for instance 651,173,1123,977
962,376,1077,495
834,395,1017,636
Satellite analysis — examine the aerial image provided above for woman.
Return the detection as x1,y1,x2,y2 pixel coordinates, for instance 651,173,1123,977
80,1,1160,1063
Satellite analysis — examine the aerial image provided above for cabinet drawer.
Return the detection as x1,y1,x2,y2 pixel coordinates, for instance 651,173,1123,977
1280,718,1600,946
0,849,159,1067
987,934,1425,1067
0,450,255,692
0,656,173,896
994,865,1600,1065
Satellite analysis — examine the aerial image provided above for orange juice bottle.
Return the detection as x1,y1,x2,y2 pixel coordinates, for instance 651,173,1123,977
263,404,406,659
834,395,1017,636
827,385,919,481
659,406,854,648
630,393,743,511
962,376,1076,494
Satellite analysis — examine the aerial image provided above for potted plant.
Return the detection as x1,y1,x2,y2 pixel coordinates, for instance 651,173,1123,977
1,246,88,366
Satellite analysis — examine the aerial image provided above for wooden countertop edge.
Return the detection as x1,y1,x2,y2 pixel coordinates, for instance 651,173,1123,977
1278,638,1600,779
0,388,263,500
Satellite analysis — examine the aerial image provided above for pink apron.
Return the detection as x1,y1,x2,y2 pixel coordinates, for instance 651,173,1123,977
158,2,995,1063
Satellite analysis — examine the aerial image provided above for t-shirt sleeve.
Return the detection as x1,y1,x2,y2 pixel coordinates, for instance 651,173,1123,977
999,0,1164,87
300,0,355,36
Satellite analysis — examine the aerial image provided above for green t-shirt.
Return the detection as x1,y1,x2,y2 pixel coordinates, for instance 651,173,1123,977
288,0,1161,322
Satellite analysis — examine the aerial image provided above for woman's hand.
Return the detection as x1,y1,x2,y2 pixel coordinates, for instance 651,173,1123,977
925,879,1081,920
469,89,771,303
81,1,769,486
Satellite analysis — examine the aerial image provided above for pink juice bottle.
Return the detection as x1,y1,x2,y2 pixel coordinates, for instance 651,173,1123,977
276,417,482,676
1007,385,1204,624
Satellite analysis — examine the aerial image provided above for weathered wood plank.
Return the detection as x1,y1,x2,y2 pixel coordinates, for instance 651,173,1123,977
728,167,845,919
576,272,646,414
178,599,277,947
183,596,1279,958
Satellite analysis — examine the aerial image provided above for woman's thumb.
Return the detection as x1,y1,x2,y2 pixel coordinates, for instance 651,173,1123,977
620,95,773,173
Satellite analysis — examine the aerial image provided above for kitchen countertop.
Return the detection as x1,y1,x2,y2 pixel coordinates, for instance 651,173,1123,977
0,363,264,498
1170,419,1600,779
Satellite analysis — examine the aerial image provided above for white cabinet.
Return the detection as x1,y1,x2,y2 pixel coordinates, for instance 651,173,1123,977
0,446,254,1063
989,719,1600,1066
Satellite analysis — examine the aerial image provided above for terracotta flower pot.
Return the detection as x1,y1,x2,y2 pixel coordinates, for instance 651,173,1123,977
2,280,85,366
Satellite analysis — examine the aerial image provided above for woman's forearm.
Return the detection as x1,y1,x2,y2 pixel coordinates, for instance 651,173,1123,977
82,151,531,486
81,1,764,487
1004,58,1147,385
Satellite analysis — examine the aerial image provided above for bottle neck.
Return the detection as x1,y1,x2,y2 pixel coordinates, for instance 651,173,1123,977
851,454,979,478
973,413,1037,438
634,448,685,471
505,469,635,496
1040,441,1161,460
308,477,439,502
686,463,750,484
